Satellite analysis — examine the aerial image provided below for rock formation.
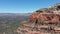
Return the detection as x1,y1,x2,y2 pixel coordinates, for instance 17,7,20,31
30,3,60,24
16,3,60,34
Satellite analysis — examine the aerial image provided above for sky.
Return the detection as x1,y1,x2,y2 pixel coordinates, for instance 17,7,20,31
0,0,60,13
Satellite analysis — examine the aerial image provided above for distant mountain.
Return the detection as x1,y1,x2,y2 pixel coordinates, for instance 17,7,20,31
0,13,31,16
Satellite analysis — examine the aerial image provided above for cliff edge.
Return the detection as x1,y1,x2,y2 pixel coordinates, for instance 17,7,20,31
16,3,60,34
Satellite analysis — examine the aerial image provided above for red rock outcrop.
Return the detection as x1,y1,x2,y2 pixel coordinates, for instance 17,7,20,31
16,3,60,34
29,4,60,24
30,13,60,24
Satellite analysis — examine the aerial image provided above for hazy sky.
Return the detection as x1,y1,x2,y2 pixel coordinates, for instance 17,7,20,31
0,0,60,13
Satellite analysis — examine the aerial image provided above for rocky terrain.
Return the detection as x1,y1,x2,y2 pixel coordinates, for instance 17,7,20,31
16,3,60,34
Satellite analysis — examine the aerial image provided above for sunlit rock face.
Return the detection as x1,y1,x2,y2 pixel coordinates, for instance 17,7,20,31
16,3,60,34
30,13,60,24
30,3,60,24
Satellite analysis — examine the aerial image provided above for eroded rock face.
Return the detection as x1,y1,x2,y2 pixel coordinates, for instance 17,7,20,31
30,13,60,23
30,4,60,24
16,3,60,34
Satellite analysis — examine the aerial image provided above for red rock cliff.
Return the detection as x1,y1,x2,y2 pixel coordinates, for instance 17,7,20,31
30,4,60,24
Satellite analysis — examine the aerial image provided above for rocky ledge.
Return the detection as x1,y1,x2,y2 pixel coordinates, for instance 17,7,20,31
16,3,60,34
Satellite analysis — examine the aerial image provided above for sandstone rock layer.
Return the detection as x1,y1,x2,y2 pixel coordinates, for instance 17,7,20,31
16,3,60,34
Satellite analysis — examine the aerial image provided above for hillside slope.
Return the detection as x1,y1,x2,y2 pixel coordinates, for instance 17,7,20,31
16,3,60,34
